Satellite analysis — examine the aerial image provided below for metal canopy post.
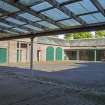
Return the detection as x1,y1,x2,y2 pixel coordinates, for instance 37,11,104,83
77,50,80,62
94,49,97,62
30,37,34,70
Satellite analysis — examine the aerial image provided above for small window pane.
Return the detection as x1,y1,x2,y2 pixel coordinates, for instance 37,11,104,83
66,0,97,15
21,43,27,48
0,1,19,12
42,8,69,21
6,17,26,25
58,19,80,26
31,2,52,12
37,21,59,29
19,13,41,22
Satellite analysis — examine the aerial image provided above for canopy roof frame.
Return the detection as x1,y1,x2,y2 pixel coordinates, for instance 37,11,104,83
90,0,105,16
0,23,105,41
0,0,105,40
45,0,86,25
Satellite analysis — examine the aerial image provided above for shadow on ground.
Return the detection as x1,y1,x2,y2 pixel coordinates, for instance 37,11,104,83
0,62,105,105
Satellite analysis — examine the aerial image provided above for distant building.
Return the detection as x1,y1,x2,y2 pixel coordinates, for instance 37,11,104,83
65,38,105,61
0,37,105,64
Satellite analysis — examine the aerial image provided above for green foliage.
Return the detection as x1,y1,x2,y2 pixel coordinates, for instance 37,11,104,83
64,33,74,40
96,31,105,38
64,32,92,40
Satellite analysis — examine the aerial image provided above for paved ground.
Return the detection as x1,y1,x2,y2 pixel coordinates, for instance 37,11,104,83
0,62,105,105
2,61,79,71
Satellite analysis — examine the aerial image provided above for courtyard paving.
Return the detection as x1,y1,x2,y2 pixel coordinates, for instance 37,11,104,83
0,62,105,105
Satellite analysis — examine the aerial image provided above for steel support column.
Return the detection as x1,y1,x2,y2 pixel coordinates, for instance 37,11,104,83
77,50,80,62
30,37,34,70
94,49,97,62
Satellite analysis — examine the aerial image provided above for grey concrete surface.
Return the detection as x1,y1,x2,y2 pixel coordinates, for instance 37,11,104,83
0,62,105,105
0,75,103,105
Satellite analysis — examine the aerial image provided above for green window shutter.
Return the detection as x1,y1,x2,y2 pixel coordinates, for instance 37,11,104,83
56,47,62,61
0,48,7,63
46,46,54,61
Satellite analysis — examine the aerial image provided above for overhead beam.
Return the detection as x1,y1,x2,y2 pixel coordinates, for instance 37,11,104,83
90,0,105,16
45,0,86,25
60,0,82,6
0,23,105,41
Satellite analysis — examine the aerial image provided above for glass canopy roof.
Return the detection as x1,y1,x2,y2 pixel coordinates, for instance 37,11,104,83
0,0,105,38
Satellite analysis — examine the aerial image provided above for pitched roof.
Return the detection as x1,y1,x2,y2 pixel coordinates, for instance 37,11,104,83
37,36,69,46
37,37,105,47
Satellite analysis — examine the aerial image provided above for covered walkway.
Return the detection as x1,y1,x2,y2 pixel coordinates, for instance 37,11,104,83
0,0,105,69
0,0,105,105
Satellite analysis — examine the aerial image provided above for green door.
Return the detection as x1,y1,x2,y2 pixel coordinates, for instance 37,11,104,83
0,48,7,63
56,47,62,61
46,47,54,61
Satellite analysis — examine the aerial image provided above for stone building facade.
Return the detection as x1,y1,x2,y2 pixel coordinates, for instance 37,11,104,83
0,37,105,64
0,36,67,64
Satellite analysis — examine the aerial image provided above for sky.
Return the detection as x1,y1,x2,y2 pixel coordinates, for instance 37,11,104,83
58,34,64,39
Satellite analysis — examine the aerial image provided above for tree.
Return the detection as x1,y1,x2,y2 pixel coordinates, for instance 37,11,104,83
64,33,74,40
64,32,92,40
95,30,105,38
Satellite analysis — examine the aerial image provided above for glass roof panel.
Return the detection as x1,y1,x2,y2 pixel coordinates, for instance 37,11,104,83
31,2,52,12
37,21,59,29
24,25,43,31
80,13,105,24
65,0,97,15
56,0,69,4
93,13,105,22
0,1,19,13
19,13,41,22
19,0,43,6
6,17,26,25
58,19,80,26
0,22,13,28
98,0,105,9
42,8,69,21
12,28,29,33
